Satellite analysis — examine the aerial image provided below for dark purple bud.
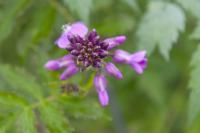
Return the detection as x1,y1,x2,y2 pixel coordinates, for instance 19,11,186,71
77,55,84,61
92,52,98,57
93,61,102,68
74,43,82,49
71,50,80,56
94,46,101,51
80,49,86,54
100,42,109,50
83,60,90,67
87,42,93,47
67,34,76,44
99,50,108,58
65,44,73,51
88,29,97,40
74,35,84,43
87,48,92,53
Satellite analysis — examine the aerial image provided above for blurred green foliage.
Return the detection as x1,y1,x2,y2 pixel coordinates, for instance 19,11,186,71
0,0,200,133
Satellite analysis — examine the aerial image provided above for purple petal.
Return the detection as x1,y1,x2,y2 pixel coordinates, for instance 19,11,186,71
55,33,71,49
59,65,78,80
130,63,144,74
128,50,147,74
94,74,107,92
105,35,126,50
130,51,146,62
44,60,60,70
98,90,109,106
44,55,74,71
105,63,123,79
55,22,88,49
113,49,131,63
139,58,148,69
69,22,88,37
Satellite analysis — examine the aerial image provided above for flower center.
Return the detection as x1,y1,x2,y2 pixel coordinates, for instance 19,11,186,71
66,29,109,68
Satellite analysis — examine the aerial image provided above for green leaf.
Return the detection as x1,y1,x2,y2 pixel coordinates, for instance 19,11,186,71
59,96,106,120
136,1,185,60
188,44,200,125
93,14,135,36
122,0,139,11
63,0,92,23
15,108,37,133
39,101,72,133
190,21,200,40
0,92,28,107
0,0,31,44
0,113,19,133
176,0,200,19
17,3,56,56
0,65,43,100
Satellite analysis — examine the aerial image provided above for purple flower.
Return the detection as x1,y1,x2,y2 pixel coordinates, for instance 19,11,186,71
44,55,74,70
129,51,147,74
45,22,148,106
55,22,88,49
94,74,109,106
105,63,123,79
113,50,147,74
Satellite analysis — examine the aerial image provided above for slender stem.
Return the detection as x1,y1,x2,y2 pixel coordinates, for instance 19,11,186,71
108,87,127,133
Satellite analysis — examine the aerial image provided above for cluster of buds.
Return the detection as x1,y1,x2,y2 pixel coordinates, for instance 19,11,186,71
45,22,147,106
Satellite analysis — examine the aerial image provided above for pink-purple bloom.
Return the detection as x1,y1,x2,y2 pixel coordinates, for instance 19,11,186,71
44,22,147,106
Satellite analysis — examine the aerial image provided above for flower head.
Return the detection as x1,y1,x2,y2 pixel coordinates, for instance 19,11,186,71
45,22,147,106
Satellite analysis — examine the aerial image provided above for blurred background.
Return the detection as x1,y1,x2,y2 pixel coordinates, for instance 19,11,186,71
0,0,200,133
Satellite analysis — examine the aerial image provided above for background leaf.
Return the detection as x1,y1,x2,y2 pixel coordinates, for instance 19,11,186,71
136,1,185,60
63,0,92,23
0,0,31,44
188,44,200,125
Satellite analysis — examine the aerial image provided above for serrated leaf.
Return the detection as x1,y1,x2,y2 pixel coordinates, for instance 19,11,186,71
17,4,56,56
39,101,72,133
15,108,37,133
188,44,200,125
63,0,92,23
59,96,105,120
176,0,200,19
190,21,200,40
0,65,43,100
0,0,31,44
136,1,185,60
0,113,19,133
0,92,28,107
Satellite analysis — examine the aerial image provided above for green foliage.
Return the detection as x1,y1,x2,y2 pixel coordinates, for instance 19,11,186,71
0,65,43,100
188,44,200,125
63,0,92,23
122,0,139,11
0,64,106,132
17,3,56,56
0,0,200,132
0,0,31,44
39,102,71,133
176,0,200,19
191,21,200,40
16,108,37,133
136,1,185,60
